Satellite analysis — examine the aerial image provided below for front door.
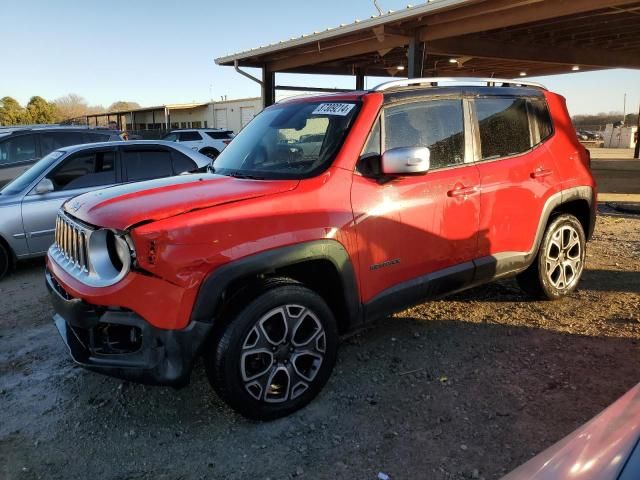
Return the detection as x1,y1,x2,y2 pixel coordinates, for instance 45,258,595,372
351,97,480,307
22,147,119,254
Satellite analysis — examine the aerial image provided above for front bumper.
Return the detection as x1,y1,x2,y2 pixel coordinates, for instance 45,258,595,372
47,269,212,387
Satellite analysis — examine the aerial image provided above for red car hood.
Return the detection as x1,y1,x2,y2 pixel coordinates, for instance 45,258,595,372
63,174,298,230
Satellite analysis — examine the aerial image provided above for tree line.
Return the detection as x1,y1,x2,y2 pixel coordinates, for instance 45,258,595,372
0,95,140,126
572,112,639,130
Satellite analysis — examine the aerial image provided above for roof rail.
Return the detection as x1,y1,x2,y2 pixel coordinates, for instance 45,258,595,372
371,77,547,92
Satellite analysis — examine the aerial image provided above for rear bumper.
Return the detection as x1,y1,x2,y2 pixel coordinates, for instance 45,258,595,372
47,269,212,387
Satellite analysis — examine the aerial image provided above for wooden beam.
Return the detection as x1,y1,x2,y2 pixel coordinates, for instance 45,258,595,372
421,0,640,41
427,36,640,69
267,35,408,72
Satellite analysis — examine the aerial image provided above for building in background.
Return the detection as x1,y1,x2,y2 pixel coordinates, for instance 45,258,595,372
85,97,261,137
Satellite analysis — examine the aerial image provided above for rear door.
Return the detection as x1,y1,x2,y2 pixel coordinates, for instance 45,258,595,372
351,96,480,307
0,134,38,186
472,95,561,276
21,146,120,253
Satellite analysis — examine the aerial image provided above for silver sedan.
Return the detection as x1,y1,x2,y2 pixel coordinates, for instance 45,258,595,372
0,140,211,279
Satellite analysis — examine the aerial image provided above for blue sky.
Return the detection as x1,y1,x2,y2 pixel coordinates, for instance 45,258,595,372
3,0,639,116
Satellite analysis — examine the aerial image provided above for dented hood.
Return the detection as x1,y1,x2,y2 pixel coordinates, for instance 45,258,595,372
63,174,298,230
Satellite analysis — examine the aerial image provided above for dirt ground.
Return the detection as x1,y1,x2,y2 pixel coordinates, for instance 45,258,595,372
1,211,639,480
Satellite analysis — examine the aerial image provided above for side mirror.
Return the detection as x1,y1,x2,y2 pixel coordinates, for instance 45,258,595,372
34,178,54,195
381,146,430,175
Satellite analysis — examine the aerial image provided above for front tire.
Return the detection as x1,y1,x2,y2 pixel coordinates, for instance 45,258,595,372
205,281,338,420
0,243,10,281
517,214,586,300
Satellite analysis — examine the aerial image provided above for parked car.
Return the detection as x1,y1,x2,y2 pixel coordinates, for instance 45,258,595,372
47,78,596,420
0,140,210,280
162,128,234,160
502,383,640,479
0,126,124,187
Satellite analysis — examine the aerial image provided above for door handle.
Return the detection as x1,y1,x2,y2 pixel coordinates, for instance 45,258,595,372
531,168,552,179
447,185,479,197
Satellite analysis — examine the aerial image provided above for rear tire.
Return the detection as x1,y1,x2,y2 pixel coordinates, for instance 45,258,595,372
0,243,10,281
517,214,586,300
205,280,338,420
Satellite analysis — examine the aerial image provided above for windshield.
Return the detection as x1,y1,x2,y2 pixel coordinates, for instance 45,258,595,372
213,101,359,179
1,150,65,195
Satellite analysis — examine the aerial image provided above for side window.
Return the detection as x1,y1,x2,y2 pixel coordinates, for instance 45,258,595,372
163,133,178,142
47,150,116,191
123,149,174,182
178,131,203,142
83,132,110,143
475,97,532,160
0,134,37,165
384,99,465,169
171,151,197,173
40,132,86,154
528,98,554,143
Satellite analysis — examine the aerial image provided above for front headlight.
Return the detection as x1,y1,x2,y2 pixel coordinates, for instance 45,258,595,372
87,229,133,285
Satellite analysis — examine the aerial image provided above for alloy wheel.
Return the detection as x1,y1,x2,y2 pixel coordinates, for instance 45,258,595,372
545,224,583,290
240,304,326,403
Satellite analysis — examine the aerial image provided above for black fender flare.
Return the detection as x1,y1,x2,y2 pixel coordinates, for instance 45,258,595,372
189,239,362,327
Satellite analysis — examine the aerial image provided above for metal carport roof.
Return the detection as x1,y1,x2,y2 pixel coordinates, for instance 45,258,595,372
215,0,640,106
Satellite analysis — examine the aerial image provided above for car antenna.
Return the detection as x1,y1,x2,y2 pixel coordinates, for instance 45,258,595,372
373,0,383,15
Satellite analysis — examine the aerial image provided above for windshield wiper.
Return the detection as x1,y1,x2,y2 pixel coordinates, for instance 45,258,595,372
224,171,266,180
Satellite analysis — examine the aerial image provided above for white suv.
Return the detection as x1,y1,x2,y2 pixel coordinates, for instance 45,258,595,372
162,129,234,160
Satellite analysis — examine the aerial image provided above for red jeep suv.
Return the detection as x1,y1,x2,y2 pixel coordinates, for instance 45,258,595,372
47,78,596,419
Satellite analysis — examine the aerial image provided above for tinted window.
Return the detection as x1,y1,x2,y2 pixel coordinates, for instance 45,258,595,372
123,149,173,181
476,98,532,160
178,131,202,141
162,133,178,142
83,132,111,143
0,134,37,165
528,98,554,143
172,151,197,173
48,150,116,191
40,131,86,153
205,131,233,139
384,99,465,169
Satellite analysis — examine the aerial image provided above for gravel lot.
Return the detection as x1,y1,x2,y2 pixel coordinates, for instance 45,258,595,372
1,211,639,480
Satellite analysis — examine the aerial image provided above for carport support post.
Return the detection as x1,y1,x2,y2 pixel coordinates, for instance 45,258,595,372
262,67,275,108
356,69,365,90
635,103,640,159
407,36,425,79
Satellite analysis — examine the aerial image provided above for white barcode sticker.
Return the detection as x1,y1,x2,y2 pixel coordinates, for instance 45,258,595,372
312,103,355,116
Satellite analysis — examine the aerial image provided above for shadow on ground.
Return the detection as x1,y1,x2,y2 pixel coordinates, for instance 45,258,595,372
2,305,638,480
